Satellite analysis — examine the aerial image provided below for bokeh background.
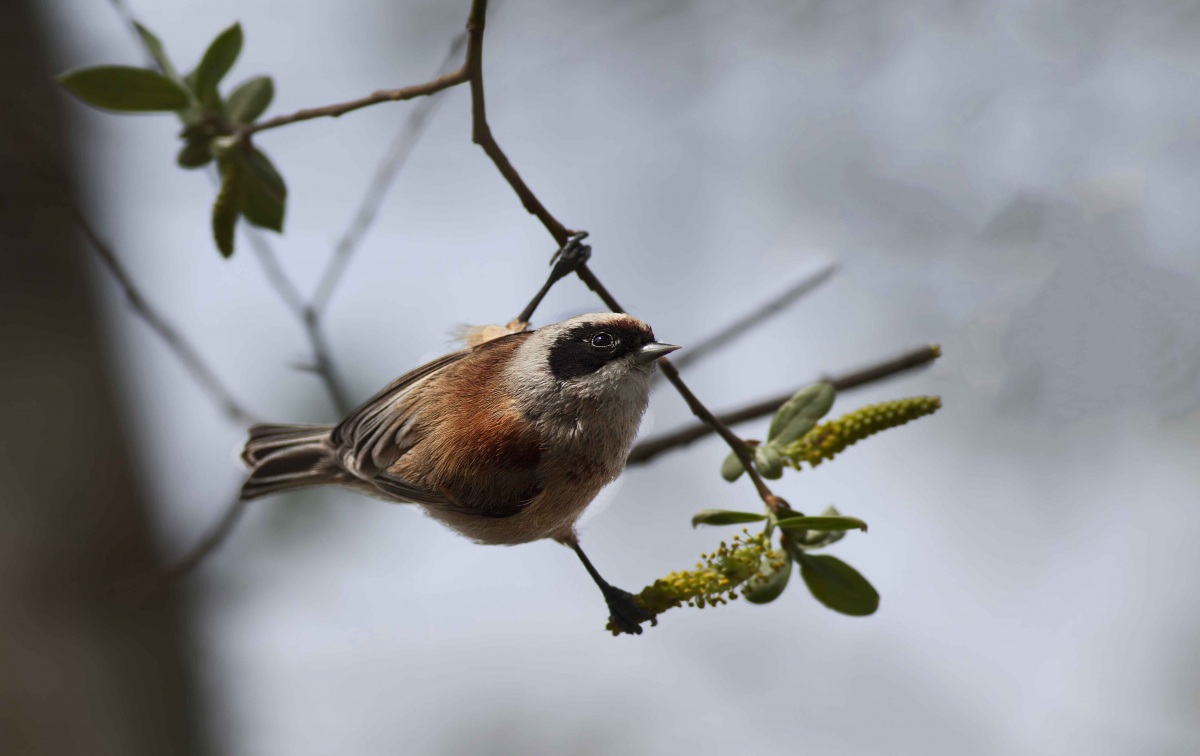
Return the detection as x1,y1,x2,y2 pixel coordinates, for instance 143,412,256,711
6,0,1200,753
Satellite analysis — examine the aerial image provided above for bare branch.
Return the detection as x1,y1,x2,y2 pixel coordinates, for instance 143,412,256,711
465,0,574,245
75,211,260,426
665,263,837,374
627,345,942,465
311,31,469,315
243,227,306,316
243,68,469,136
242,228,353,415
112,488,251,599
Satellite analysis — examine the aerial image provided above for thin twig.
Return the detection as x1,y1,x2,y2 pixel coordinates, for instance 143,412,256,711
243,69,469,136
74,210,260,426
112,487,252,599
311,31,469,315
465,0,573,245
157,491,251,583
300,307,352,414
244,227,306,316
664,263,837,375
242,228,352,415
626,344,942,464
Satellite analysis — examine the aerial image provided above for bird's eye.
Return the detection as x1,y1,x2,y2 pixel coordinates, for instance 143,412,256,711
590,332,616,349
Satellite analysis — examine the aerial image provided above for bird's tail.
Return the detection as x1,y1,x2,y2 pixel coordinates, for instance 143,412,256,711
240,423,341,500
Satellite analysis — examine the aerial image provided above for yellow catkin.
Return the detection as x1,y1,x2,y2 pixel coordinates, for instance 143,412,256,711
784,395,941,468
606,531,785,634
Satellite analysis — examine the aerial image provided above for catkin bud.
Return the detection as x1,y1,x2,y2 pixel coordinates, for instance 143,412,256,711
784,396,941,468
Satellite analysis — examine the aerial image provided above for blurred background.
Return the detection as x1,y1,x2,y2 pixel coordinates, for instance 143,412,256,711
5,0,1200,753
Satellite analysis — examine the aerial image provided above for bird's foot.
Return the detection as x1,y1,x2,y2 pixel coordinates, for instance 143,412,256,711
548,231,591,280
602,585,658,636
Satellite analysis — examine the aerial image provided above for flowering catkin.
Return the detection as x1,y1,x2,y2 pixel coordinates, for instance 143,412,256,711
607,531,786,634
784,396,941,468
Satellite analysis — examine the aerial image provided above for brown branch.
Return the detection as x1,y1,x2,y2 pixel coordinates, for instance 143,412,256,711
627,344,942,464
465,0,573,245
75,210,260,426
243,68,469,136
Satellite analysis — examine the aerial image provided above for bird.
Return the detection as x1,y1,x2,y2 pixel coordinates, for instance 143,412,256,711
239,312,680,634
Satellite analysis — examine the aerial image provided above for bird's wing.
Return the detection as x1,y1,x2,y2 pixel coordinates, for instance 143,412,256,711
332,349,469,479
331,332,530,507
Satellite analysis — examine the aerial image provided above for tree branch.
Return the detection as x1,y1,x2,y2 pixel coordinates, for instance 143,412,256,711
465,0,573,245
243,69,469,136
241,228,352,415
75,210,260,426
113,487,251,598
626,344,941,464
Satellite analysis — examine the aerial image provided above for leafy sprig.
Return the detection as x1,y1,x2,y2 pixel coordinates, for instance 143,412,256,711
58,22,286,257
621,385,939,628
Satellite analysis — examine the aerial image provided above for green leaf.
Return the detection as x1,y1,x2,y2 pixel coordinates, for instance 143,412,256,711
240,148,287,232
744,552,792,604
795,505,848,549
798,554,879,616
776,515,868,533
133,22,179,81
691,509,767,528
176,139,213,168
720,451,745,482
191,22,243,103
755,443,785,479
57,66,190,112
212,159,244,258
226,76,274,124
767,382,836,446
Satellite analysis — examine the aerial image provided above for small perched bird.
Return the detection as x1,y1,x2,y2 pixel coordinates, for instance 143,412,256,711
240,312,680,634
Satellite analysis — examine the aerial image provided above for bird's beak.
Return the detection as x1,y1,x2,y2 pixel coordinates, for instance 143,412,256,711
636,342,682,364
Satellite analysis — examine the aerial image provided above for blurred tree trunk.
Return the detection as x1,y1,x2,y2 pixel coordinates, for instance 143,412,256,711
0,2,207,754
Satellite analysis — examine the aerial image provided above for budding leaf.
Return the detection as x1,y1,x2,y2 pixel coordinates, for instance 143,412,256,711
691,509,767,528
744,552,792,604
720,451,745,482
755,443,785,479
226,76,274,124
798,554,879,616
776,516,868,533
767,382,836,446
57,66,190,112
241,148,287,232
191,22,243,104
133,22,180,81
212,159,245,258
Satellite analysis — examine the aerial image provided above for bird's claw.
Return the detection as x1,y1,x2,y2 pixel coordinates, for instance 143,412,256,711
548,231,591,278
603,585,657,636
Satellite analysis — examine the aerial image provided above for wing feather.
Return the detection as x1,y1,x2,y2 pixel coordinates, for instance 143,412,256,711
330,332,531,508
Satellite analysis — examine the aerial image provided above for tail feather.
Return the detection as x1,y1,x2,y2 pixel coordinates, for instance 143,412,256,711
240,423,341,500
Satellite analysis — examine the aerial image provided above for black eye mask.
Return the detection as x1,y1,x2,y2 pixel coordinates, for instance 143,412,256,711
547,323,652,380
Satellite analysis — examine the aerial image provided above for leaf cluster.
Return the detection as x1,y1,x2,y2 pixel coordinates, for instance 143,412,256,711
57,22,286,257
